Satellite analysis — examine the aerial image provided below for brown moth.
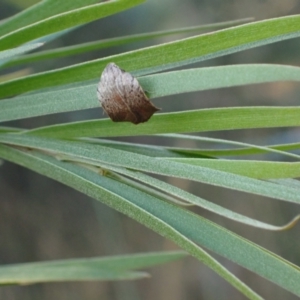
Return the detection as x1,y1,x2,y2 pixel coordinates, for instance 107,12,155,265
97,63,159,124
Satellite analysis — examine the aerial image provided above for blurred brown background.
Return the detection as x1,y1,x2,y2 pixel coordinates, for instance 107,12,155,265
1,0,300,299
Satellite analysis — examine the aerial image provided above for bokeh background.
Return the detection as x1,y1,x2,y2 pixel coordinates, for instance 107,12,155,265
1,0,300,299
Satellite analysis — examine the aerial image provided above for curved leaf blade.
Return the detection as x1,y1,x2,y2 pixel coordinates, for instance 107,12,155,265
0,251,186,285
4,18,253,68
25,107,300,138
0,0,145,51
0,0,102,37
1,144,299,298
1,14,300,97
1,64,300,122
1,134,300,204
167,158,300,179
159,134,300,160
0,42,43,66
0,145,266,300
95,163,299,230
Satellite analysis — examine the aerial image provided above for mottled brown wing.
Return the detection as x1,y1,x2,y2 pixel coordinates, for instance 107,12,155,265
118,70,159,124
97,63,137,122
97,63,159,124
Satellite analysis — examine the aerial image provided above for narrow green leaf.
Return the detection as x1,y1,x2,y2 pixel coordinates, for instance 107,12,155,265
25,107,300,138
139,64,300,99
1,14,300,97
1,133,300,204
0,251,186,285
0,144,267,300
160,134,300,160
167,158,300,179
1,144,300,298
95,163,299,230
0,42,43,65
1,64,300,122
82,138,206,158
270,179,300,190
0,0,145,51
0,126,20,133
171,143,300,158
0,0,102,37
0,84,96,122
5,18,253,68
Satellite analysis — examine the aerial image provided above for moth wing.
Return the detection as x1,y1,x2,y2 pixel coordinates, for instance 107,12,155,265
121,73,159,124
97,63,116,104
98,63,159,124
98,63,137,123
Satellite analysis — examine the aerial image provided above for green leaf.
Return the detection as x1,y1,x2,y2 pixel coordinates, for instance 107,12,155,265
0,126,20,134
4,18,253,68
0,0,145,51
0,42,43,66
1,14,300,97
139,64,300,98
159,134,300,160
1,64,300,122
0,0,102,37
271,179,300,190
0,251,186,285
1,134,300,205
1,144,300,299
83,138,208,158
0,145,265,300
192,143,300,157
25,106,300,138
93,163,299,230
166,158,300,179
